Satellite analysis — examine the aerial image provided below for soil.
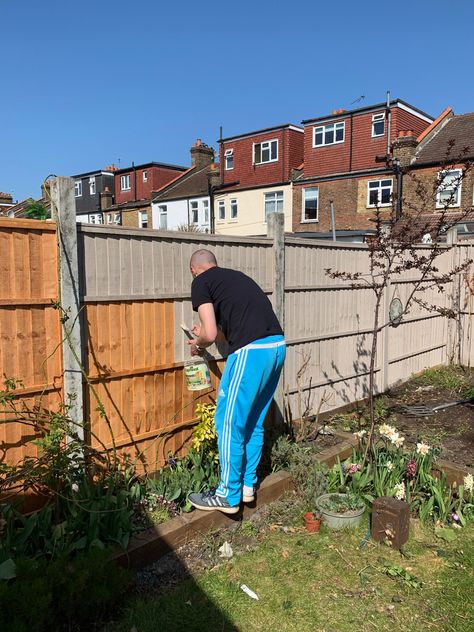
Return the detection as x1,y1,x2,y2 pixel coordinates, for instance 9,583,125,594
330,370,474,468
135,502,292,595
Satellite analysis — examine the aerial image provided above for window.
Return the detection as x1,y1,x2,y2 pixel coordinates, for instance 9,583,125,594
218,200,225,220
89,177,96,195
158,205,167,229
264,191,284,221
313,122,345,147
224,148,234,170
89,213,102,224
106,213,113,224
253,139,278,164
367,179,393,207
139,211,148,228
190,200,199,224
120,174,131,191
143,170,148,182
436,169,462,208
74,180,82,197
203,199,209,223
372,113,385,137
302,187,319,222
230,199,238,219
114,213,121,225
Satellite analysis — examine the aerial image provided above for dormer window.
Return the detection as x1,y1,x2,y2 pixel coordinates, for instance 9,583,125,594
313,122,345,147
74,180,82,197
253,139,278,164
225,149,234,170
372,113,385,137
143,170,148,182
120,174,131,191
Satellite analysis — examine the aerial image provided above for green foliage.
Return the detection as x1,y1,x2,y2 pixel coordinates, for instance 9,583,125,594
0,549,129,632
23,199,49,220
317,492,365,513
271,436,328,509
147,448,220,512
383,563,422,589
327,426,474,525
412,365,469,392
191,403,218,462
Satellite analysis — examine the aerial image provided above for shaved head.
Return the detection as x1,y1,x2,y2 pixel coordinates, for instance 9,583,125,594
190,249,218,277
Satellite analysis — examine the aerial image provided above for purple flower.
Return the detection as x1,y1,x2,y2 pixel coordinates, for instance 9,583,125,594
406,459,416,478
168,456,177,468
452,512,460,522
348,463,361,475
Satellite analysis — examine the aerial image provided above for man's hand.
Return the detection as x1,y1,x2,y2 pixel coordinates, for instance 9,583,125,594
187,338,204,356
191,323,201,337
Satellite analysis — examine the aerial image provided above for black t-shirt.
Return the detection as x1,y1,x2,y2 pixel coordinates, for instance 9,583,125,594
191,266,283,354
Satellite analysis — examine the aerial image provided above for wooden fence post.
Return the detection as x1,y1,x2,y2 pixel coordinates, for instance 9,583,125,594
50,177,84,440
267,212,285,430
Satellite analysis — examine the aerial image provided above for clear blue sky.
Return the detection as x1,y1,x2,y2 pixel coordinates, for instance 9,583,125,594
2,0,473,201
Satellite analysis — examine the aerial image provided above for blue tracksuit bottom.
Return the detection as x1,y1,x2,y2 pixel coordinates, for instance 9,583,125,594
215,334,286,506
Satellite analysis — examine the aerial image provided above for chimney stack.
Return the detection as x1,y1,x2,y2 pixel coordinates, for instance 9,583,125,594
392,131,418,167
100,186,113,210
190,139,214,168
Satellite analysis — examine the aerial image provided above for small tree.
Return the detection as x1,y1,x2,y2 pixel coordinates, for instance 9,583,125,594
24,199,49,220
325,147,473,460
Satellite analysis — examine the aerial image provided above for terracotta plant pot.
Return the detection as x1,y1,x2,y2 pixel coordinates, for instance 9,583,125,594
304,512,321,533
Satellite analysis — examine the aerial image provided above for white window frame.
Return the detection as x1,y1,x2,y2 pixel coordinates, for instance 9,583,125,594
106,213,113,224
253,139,278,165
120,174,131,191
436,169,462,209
230,198,238,219
367,178,393,208
143,170,148,182
313,122,345,147
89,176,96,195
218,200,225,220
190,200,199,224
301,187,319,223
202,199,209,223
74,180,82,197
224,148,234,170
89,213,102,224
139,211,148,228
158,205,167,229
371,113,385,138
114,213,121,225
264,191,284,222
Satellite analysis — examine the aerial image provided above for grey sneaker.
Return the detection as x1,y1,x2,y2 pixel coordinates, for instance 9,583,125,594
188,489,239,514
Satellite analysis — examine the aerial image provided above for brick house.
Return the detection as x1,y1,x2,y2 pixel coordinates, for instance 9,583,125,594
0,192,15,215
112,161,187,228
151,140,217,232
214,124,304,235
292,99,434,235
394,108,474,235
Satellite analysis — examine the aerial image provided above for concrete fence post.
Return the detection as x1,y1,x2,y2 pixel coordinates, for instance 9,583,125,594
446,229,460,364
267,212,285,431
50,177,84,439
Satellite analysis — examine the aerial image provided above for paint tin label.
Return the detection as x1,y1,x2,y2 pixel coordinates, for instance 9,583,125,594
184,359,211,391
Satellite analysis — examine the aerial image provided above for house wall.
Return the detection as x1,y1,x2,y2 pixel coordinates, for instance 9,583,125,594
151,196,211,231
74,173,115,215
222,128,303,189
303,105,432,179
115,166,185,205
214,184,293,235
402,165,474,215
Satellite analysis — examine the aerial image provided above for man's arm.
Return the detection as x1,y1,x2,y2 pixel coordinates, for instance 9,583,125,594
188,303,217,354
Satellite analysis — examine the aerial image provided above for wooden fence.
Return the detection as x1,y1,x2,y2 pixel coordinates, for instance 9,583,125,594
1,179,473,474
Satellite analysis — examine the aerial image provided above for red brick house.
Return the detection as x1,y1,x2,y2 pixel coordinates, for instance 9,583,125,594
215,124,304,235
292,99,434,235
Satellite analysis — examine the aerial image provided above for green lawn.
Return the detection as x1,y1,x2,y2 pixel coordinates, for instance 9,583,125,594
109,520,474,632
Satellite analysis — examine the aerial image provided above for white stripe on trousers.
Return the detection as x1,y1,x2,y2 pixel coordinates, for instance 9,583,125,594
217,348,248,497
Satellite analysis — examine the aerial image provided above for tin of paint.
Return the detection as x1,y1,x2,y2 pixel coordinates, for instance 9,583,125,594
184,357,212,391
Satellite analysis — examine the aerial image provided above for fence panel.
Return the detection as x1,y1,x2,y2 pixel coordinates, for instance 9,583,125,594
0,219,62,467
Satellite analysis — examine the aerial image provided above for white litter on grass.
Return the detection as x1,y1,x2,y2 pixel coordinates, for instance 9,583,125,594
218,541,233,559
240,584,259,600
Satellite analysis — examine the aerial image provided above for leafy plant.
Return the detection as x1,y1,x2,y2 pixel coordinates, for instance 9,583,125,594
191,403,218,462
383,563,422,589
317,493,365,513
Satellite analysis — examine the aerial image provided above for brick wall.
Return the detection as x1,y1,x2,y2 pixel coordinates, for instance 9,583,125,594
303,105,432,179
222,128,303,188
115,166,185,204
402,165,474,215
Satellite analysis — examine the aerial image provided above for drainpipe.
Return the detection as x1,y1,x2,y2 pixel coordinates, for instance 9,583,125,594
219,126,224,186
349,112,354,172
132,161,137,202
386,90,391,156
